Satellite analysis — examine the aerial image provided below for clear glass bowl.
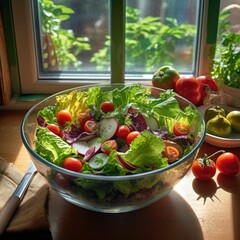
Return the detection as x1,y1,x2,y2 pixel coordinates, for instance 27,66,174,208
21,84,205,213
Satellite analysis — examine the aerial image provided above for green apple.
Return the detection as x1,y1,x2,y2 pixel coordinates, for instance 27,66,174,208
226,110,240,133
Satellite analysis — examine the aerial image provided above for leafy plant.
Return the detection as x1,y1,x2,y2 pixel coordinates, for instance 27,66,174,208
39,0,91,70
211,33,240,89
211,9,240,89
90,7,196,72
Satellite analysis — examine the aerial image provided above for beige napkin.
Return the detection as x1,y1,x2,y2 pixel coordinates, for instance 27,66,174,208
0,157,51,238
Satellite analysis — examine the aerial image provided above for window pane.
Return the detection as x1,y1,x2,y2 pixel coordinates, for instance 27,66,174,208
125,0,200,74
34,0,110,75
33,0,201,81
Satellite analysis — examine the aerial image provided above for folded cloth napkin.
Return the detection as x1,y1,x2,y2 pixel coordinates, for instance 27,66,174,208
0,157,52,239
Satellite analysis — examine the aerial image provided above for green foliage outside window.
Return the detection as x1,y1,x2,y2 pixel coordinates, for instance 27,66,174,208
91,7,196,72
40,1,196,72
39,0,91,70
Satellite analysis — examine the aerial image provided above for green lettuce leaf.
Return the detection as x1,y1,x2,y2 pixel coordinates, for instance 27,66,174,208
119,130,168,169
37,105,58,124
35,127,78,165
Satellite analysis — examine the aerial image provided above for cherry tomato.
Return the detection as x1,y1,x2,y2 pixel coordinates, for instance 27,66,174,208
100,101,115,113
192,156,217,181
216,152,240,176
62,157,82,172
116,125,131,139
175,76,201,105
46,123,60,135
196,75,218,105
126,131,140,145
101,140,118,154
163,146,180,163
77,112,91,130
57,110,72,126
173,122,190,136
84,120,98,133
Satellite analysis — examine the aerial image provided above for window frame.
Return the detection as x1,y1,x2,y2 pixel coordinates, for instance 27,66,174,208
7,0,220,95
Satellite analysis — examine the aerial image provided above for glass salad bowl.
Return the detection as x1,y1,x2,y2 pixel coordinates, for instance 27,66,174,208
21,83,205,213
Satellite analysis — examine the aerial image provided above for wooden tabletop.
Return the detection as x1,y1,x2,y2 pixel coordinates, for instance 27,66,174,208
0,110,240,240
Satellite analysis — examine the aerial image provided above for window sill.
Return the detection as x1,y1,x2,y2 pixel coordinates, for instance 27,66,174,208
0,95,45,110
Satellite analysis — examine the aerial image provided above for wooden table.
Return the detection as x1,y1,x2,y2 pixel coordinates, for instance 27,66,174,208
0,110,240,240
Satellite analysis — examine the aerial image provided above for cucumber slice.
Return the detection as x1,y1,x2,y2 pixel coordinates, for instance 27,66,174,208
88,153,109,170
72,137,101,156
98,118,119,140
143,115,159,130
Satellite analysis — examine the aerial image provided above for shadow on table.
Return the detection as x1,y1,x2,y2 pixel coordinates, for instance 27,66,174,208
217,173,240,240
49,189,204,240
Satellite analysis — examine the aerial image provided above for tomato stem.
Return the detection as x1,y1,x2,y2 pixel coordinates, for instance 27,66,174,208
158,71,164,77
206,150,225,160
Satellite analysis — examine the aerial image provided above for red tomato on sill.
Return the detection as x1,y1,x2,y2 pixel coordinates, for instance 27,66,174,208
175,76,201,105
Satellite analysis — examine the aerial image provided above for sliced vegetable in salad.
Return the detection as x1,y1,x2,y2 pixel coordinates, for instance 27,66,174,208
35,84,201,176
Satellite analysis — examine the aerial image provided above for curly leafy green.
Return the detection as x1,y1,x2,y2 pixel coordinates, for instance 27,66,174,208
119,130,167,169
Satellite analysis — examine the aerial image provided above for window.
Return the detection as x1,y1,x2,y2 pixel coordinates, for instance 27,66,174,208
9,0,207,94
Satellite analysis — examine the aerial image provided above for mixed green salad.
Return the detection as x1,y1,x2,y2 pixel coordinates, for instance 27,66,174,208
35,84,201,178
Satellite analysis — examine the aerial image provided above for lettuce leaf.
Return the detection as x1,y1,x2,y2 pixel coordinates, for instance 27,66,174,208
119,130,168,169
35,127,78,165
37,105,58,124
56,90,89,121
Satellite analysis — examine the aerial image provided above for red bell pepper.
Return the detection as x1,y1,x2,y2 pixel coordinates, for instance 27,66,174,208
175,76,201,105
175,75,218,105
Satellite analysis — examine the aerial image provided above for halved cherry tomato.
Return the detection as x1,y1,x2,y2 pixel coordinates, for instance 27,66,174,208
57,110,72,126
62,157,82,172
101,140,118,154
84,120,98,133
46,123,60,135
173,122,190,136
164,146,180,163
116,125,131,139
100,101,115,113
126,131,140,145
77,112,91,130
216,152,240,176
